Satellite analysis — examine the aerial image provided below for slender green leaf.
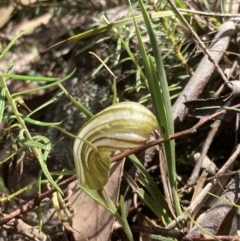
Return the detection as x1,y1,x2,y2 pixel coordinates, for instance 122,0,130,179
0,28,34,60
0,177,10,196
129,154,172,225
120,196,133,239
11,69,76,97
150,234,176,241
32,135,51,161
3,73,62,82
22,140,49,151
58,84,93,119
133,0,181,216
43,11,176,52
25,92,64,118
0,79,6,123
24,117,62,127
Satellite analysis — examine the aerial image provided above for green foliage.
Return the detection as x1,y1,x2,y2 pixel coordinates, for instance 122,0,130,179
0,29,74,196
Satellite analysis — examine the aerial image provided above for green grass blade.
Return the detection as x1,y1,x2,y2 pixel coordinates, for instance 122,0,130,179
11,69,76,97
58,84,93,118
0,177,10,196
150,234,176,241
120,196,133,240
135,0,181,216
129,154,172,225
0,81,6,123
3,73,62,82
25,92,64,119
0,28,33,61
22,140,49,151
24,117,62,127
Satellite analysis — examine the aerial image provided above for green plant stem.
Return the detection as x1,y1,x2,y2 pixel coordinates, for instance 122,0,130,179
58,84,93,118
161,18,193,76
99,188,134,241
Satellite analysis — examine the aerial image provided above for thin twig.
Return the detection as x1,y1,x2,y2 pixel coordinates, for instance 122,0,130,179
179,8,240,17
131,225,185,240
183,235,240,241
1,104,240,226
167,0,230,84
167,144,240,229
171,1,237,122
187,120,221,185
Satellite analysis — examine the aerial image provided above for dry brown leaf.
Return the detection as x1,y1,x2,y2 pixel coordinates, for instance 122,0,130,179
20,0,42,5
0,48,40,73
0,6,14,29
188,174,240,237
0,0,46,29
185,80,240,121
69,159,125,241
13,12,52,35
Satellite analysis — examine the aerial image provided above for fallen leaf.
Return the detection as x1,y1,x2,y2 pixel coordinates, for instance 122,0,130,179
0,6,14,29
185,81,240,121
69,159,125,241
